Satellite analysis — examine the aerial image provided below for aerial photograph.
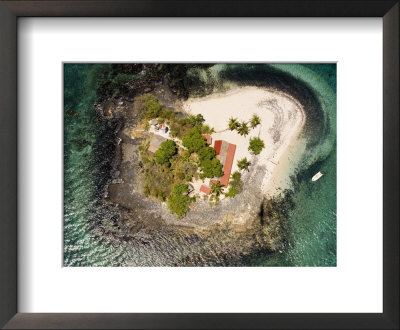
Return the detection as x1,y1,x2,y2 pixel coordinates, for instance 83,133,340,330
64,63,336,267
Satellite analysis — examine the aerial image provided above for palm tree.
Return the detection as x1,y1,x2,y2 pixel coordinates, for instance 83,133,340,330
211,181,224,196
237,157,251,171
210,181,224,203
250,114,261,128
228,117,240,131
237,121,249,136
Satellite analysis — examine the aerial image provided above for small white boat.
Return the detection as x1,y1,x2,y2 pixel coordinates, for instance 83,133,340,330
312,171,323,182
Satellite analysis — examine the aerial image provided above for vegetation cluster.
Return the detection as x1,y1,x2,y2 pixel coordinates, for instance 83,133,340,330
136,94,242,218
182,128,223,179
227,115,265,155
224,171,243,198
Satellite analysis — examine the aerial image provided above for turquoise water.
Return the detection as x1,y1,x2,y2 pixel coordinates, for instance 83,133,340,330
255,64,337,266
64,63,336,266
64,64,137,266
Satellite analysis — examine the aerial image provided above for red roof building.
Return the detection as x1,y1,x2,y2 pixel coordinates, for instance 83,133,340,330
214,140,222,156
220,143,236,186
202,134,212,145
200,185,211,195
213,140,236,187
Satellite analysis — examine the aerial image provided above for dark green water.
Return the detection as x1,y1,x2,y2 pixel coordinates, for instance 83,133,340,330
64,63,336,266
247,64,337,266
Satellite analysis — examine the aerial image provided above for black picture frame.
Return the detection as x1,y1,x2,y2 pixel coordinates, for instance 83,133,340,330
0,1,398,329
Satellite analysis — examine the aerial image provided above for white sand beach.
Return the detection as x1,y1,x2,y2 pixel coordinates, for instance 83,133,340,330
182,87,305,197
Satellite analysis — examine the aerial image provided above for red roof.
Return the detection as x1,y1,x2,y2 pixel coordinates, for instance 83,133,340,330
202,134,212,145
220,143,236,187
214,140,222,155
200,185,211,195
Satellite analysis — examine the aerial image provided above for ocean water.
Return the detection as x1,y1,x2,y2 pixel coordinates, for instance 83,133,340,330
64,63,336,267
64,64,136,266
247,64,337,266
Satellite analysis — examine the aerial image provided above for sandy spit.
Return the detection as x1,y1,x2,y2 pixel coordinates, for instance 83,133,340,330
182,86,305,198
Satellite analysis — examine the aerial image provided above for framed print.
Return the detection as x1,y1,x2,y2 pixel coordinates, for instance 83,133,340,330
0,1,398,329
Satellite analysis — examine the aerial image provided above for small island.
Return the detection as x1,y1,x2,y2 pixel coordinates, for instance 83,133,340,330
64,63,337,267
105,84,304,235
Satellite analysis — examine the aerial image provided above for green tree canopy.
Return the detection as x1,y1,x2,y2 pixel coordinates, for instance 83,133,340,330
231,171,242,181
225,171,243,198
187,114,205,128
169,122,182,138
200,158,223,178
200,124,215,134
155,139,177,164
237,157,251,171
228,117,240,131
237,121,249,136
182,128,206,153
198,146,216,162
210,181,224,203
250,114,261,128
211,181,224,196
248,137,265,155
135,94,162,120
167,183,191,218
